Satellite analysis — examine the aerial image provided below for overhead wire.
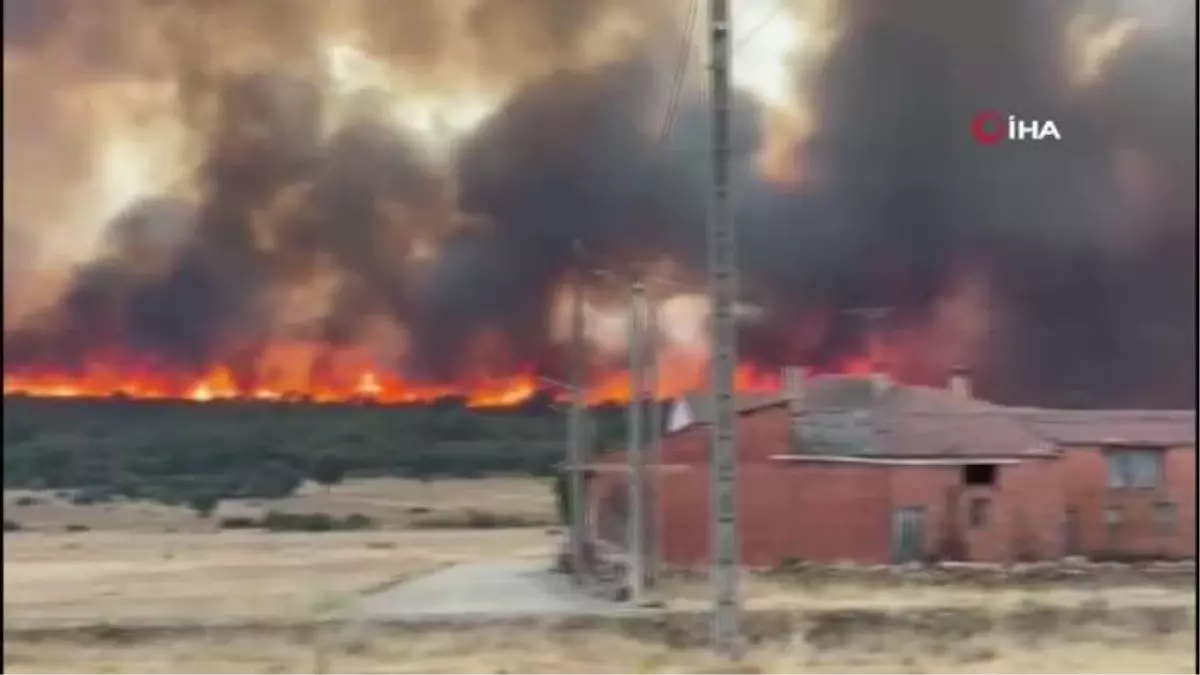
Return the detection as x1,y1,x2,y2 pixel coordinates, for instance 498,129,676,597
733,0,787,55
656,0,702,148
587,0,701,286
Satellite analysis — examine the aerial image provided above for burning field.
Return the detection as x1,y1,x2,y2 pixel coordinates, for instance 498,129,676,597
3,0,1196,409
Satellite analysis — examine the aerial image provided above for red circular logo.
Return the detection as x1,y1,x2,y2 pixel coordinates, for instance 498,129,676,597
971,110,1005,146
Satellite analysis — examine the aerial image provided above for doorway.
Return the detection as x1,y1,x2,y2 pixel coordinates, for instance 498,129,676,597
891,506,926,563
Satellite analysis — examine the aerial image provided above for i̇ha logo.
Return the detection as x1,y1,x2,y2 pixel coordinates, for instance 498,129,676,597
971,109,1061,145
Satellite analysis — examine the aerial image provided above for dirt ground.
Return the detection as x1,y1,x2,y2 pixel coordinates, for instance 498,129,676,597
3,478,1197,673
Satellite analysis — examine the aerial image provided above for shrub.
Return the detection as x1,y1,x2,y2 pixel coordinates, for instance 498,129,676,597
238,464,304,500
139,485,190,507
218,516,261,530
217,512,376,532
64,524,91,532
70,487,115,506
13,495,41,507
341,513,375,530
259,511,377,532
448,465,485,480
310,453,349,491
262,511,334,532
410,509,549,530
112,475,146,501
188,493,220,518
3,520,22,532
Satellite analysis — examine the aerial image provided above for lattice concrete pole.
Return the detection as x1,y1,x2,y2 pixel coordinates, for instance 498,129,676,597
645,285,664,587
707,0,742,659
567,241,588,581
626,281,648,602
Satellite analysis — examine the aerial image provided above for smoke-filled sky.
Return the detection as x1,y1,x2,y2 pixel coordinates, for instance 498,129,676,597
3,0,1196,408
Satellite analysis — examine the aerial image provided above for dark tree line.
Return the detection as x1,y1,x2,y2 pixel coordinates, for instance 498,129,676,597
3,396,632,507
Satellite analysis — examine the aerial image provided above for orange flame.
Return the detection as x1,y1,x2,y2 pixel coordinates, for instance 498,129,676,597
3,353,874,408
2,364,546,408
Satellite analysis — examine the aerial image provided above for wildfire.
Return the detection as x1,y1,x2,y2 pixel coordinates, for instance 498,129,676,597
1,355,874,408
2,364,545,408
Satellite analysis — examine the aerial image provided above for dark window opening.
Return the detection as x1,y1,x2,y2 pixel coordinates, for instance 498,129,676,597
968,497,990,528
962,464,997,486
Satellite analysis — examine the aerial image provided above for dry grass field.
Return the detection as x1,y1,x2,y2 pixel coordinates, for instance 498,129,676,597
3,529,556,628
4,477,1197,673
4,478,558,628
4,609,1195,673
3,476,557,533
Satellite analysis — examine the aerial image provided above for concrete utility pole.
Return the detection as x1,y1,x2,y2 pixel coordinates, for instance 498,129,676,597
627,281,648,603
707,0,742,659
567,240,588,582
645,285,663,588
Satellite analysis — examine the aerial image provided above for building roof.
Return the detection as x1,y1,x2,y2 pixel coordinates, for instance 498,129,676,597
800,375,884,410
796,379,1054,458
1013,409,1196,447
649,374,1197,464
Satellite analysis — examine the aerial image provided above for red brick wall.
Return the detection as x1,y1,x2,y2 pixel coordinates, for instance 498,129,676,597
651,462,892,566
1061,446,1196,559
885,458,1064,564
593,408,798,566
589,411,1194,567
771,463,891,564
648,457,1065,567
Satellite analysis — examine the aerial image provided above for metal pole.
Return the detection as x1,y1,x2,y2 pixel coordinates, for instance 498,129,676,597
646,285,663,588
627,281,647,603
708,0,742,659
567,241,588,582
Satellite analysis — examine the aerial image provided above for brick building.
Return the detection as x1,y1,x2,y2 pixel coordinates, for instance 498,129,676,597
586,369,1196,566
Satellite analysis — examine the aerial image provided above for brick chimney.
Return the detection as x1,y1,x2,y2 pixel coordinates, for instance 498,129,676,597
948,365,972,398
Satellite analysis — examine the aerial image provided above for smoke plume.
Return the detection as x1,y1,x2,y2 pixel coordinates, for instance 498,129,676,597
3,0,1195,408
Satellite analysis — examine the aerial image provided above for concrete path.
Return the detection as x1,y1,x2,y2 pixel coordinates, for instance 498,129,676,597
358,560,658,622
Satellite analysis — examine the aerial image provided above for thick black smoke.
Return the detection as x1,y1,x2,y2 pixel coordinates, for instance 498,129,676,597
3,0,1196,408
745,0,1196,407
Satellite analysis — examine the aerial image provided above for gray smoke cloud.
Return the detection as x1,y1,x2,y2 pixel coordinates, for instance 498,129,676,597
2,0,1195,407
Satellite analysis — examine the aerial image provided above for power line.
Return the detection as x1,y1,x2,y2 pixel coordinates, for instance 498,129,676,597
574,0,698,283
656,0,702,147
733,0,786,54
